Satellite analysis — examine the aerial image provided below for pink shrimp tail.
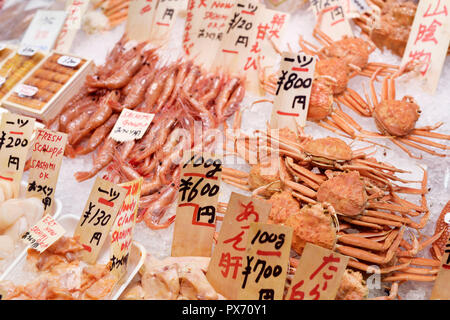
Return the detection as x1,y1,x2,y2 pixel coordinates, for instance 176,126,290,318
74,170,94,182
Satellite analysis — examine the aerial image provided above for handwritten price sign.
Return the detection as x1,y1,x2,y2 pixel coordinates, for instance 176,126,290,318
109,108,154,142
401,0,450,94
270,52,316,130
110,178,142,280
20,10,67,52
0,113,35,197
26,129,67,214
286,243,348,300
74,177,127,264
236,222,292,300
21,214,66,253
310,0,353,41
171,153,222,257
206,192,271,299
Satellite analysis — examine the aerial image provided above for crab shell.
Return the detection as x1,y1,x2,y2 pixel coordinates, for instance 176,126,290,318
268,191,301,225
315,58,349,95
321,36,372,70
335,269,369,300
316,171,367,216
284,203,337,255
307,79,334,121
303,137,353,168
373,98,420,137
248,162,281,197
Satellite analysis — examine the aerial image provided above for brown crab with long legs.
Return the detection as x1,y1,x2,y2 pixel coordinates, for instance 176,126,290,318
218,123,442,298
338,69,450,158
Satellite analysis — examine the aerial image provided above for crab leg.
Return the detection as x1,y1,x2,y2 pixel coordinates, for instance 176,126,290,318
284,157,325,184
398,257,440,267
338,229,397,251
347,259,410,274
336,227,404,264
364,210,411,224
397,137,447,157
382,273,436,282
340,216,384,230
372,283,399,300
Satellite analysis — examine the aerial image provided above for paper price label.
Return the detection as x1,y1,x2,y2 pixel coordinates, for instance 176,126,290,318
15,84,39,98
109,108,155,142
0,113,35,197
310,0,353,41
57,55,81,68
55,0,90,52
206,192,271,299
26,129,67,214
18,46,37,57
400,0,450,94
21,214,66,253
74,177,127,264
127,0,158,42
20,10,67,52
286,243,349,300
236,222,292,300
110,178,142,280
270,52,316,130
171,153,222,257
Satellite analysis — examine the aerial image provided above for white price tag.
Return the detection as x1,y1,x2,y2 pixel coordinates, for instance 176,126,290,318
18,46,37,57
15,84,38,97
57,55,81,68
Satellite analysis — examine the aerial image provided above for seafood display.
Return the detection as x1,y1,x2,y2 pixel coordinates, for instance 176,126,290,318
0,180,45,272
54,36,245,230
0,0,449,302
5,53,87,110
0,51,45,99
0,236,117,300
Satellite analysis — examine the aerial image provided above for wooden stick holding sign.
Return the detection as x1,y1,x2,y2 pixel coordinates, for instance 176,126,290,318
171,153,222,257
0,112,35,198
400,0,450,94
286,243,349,300
310,0,353,41
126,0,158,42
236,222,292,300
55,0,91,53
270,52,316,131
74,177,127,264
212,0,262,94
26,129,67,214
206,192,271,299
109,178,142,281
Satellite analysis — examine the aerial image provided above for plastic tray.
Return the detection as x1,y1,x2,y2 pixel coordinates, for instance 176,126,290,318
0,181,62,279
0,214,146,300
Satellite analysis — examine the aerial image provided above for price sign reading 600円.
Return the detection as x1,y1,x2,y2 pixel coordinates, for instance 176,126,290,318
171,153,222,257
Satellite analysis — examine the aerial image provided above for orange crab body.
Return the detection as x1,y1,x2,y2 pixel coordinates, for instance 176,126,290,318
268,191,301,225
248,162,281,197
307,80,334,121
284,203,337,255
303,137,353,168
320,37,372,70
316,171,367,217
373,98,420,137
315,58,349,95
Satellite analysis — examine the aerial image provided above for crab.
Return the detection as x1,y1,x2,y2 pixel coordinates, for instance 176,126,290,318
355,0,418,57
339,70,450,158
335,269,369,300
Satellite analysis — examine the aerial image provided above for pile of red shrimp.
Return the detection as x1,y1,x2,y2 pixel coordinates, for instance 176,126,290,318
52,35,246,229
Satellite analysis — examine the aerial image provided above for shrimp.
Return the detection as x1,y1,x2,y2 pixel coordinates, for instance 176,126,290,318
220,83,246,122
152,65,178,113
139,66,172,113
70,90,119,146
115,60,157,111
74,114,119,155
86,48,152,89
66,105,97,146
142,179,178,229
74,138,117,182
214,77,240,119
59,96,99,132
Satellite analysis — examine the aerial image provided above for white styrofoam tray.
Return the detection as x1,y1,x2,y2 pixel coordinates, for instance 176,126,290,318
0,214,146,300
